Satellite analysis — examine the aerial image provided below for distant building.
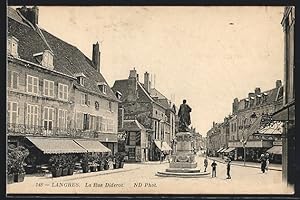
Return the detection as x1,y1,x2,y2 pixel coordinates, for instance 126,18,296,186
228,81,283,162
112,69,175,161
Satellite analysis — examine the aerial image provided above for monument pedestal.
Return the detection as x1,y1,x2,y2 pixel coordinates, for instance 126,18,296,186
156,132,209,178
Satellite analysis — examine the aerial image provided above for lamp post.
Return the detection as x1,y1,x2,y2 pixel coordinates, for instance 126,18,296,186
239,112,258,166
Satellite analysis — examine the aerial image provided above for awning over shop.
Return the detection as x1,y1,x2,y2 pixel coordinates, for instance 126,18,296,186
217,148,224,153
26,137,87,154
74,139,111,153
220,148,228,153
223,147,235,153
267,146,282,155
154,140,172,151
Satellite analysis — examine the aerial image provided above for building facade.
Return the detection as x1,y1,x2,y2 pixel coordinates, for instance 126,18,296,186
228,81,283,162
7,6,119,166
112,69,175,161
273,6,296,187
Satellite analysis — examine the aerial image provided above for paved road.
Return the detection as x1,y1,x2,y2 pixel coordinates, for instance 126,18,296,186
7,156,293,195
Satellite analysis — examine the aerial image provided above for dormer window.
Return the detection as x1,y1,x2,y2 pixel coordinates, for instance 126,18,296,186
256,94,262,105
7,36,19,57
74,73,86,86
41,50,54,69
97,82,107,94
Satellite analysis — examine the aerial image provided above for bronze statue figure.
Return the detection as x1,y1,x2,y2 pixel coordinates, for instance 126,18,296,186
178,99,192,132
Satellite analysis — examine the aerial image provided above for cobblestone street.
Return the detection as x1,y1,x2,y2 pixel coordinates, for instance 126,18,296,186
7,155,293,195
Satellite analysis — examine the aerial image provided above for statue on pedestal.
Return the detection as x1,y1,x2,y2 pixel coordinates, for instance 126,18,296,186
178,99,192,132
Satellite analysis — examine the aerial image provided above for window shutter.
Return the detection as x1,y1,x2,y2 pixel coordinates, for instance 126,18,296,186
87,95,91,106
8,71,12,88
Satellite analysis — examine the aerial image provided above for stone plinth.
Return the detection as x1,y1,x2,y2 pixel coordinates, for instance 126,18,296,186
156,131,209,178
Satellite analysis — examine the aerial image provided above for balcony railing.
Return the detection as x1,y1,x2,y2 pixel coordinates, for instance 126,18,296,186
7,123,103,139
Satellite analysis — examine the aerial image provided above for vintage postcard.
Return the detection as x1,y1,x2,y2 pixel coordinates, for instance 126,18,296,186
6,6,295,195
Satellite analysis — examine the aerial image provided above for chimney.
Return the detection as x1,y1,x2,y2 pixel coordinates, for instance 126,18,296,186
248,92,255,98
276,80,282,88
17,6,39,25
254,87,261,94
232,98,239,114
144,72,151,92
129,68,137,79
92,42,101,73
127,68,138,102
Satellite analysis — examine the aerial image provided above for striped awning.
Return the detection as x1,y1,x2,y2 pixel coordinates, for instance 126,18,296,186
26,137,87,154
154,140,172,151
74,139,111,153
267,146,282,155
223,147,235,153
217,148,224,153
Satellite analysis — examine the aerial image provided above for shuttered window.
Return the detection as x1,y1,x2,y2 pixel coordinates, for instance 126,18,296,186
8,71,19,90
58,109,67,129
43,79,54,97
7,101,18,124
43,107,54,130
27,75,39,94
27,104,39,127
58,83,68,101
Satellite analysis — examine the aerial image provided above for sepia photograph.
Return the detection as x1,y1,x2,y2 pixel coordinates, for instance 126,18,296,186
6,5,295,195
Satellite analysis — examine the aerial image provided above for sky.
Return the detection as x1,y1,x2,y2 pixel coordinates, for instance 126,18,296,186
32,6,284,136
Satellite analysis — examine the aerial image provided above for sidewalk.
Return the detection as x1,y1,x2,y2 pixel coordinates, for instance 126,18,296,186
208,157,282,171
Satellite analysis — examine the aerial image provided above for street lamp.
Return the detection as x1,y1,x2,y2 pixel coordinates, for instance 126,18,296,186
239,112,258,166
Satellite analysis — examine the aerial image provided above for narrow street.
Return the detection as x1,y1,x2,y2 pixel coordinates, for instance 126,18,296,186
7,155,293,195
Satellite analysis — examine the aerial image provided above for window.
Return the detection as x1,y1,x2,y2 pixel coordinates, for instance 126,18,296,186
43,107,54,131
58,109,67,129
7,36,19,57
76,112,83,129
27,104,39,127
27,75,39,95
41,50,54,69
94,101,99,110
90,115,97,131
43,79,54,97
8,71,19,90
129,132,136,146
83,114,89,131
77,77,85,86
109,102,112,112
107,119,114,132
98,83,107,94
7,102,18,124
81,93,90,105
58,83,68,101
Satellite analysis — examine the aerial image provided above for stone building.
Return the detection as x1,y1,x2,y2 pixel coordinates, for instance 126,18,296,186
272,6,296,188
228,81,283,161
7,6,119,166
112,69,175,161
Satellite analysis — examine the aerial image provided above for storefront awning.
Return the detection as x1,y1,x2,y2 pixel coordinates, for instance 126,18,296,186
267,146,282,155
26,137,87,154
220,148,228,153
223,147,235,153
154,140,172,151
74,139,111,153
217,148,224,153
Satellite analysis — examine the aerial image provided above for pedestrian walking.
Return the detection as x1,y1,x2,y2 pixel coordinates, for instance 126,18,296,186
226,158,231,179
260,154,266,173
204,157,208,172
160,152,164,164
265,157,269,172
211,160,217,178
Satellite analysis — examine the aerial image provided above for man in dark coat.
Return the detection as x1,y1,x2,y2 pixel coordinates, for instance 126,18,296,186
226,158,231,179
178,99,192,132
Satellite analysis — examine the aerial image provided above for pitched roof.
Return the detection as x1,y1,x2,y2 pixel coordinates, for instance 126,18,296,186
8,7,119,102
123,120,146,131
150,87,167,99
